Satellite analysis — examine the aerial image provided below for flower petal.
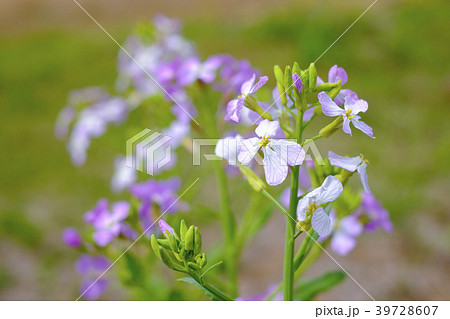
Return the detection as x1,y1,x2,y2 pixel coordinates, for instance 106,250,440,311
328,151,362,172
345,96,368,114
262,147,288,186
241,74,256,95
249,76,269,94
303,108,314,122
255,119,280,138
225,98,244,123
311,207,332,236
111,201,130,221
215,135,242,165
296,197,310,221
270,139,305,166
352,119,375,138
292,73,303,93
238,137,260,165
328,65,348,85
318,92,344,117
316,175,343,205
331,231,357,256
342,117,352,135
334,89,358,106
357,161,371,193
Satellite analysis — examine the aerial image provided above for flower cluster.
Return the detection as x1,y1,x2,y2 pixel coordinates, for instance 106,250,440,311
58,15,392,301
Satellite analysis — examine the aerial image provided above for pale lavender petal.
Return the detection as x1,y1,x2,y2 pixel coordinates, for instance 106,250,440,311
316,176,343,205
240,74,256,95
270,139,305,166
292,73,303,93
316,76,324,85
215,135,242,165
225,98,244,122
352,119,374,138
255,119,280,138
303,108,314,122
249,75,269,94
335,89,358,106
331,231,357,256
262,147,288,186
238,137,260,165
345,97,368,114
111,156,137,193
328,65,348,85
357,161,371,193
111,201,130,221
318,92,344,117
311,207,332,236
340,215,364,237
93,230,114,247
296,197,310,221
328,151,362,172
342,117,352,135
80,278,109,300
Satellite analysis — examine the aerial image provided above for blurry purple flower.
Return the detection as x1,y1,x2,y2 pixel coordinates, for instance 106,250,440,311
62,227,82,248
75,255,110,300
55,107,75,139
158,219,174,236
177,56,222,86
297,176,343,236
359,192,393,233
153,14,181,35
331,215,363,256
238,120,305,186
130,177,187,230
292,73,303,93
225,74,268,122
84,199,132,247
319,92,374,138
111,156,137,193
328,151,371,193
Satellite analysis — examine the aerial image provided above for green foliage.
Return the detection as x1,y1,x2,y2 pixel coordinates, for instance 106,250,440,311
294,271,346,300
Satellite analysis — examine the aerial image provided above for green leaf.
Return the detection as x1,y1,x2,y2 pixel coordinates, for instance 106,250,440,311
294,271,346,300
177,277,220,301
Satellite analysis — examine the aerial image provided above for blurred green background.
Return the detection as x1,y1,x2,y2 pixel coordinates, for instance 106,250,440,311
0,0,449,300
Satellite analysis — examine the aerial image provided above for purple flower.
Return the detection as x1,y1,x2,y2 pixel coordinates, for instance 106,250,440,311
111,156,137,193
317,65,358,106
75,255,110,300
331,215,363,256
318,92,374,138
177,56,222,86
359,192,393,233
215,134,243,166
297,176,343,236
130,177,187,230
328,151,371,193
225,74,268,122
238,120,305,186
158,220,174,236
55,106,76,139
84,199,132,247
62,227,82,248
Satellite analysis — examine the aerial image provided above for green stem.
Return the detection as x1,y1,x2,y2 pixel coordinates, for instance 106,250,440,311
282,108,304,300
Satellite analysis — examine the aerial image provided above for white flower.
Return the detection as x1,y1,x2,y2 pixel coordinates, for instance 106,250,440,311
328,151,371,193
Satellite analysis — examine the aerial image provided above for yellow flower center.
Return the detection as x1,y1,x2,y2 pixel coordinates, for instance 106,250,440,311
345,109,355,120
307,201,318,216
257,135,270,147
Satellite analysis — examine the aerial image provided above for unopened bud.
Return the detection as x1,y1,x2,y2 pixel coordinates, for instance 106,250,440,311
187,262,201,271
194,227,202,255
151,235,161,259
327,80,342,100
319,116,343,138
157,238,171,250
159,247,184,272
284,65,293,92
308,63,317,89
185,225,195,251
169,234,179,252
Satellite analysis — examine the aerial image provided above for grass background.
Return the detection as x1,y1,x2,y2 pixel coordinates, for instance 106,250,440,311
0,0,449,299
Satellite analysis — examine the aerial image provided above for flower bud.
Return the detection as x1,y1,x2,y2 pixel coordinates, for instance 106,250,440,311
336,168,354,184
159,247,184,272
169,234,179,252
151,235,161,259
274,65,287,106
327,80,342,100
244,95,272,121
157,238,171,250
284,65,293,92
314,82,338,92
187,262,201,271
292,62,301,77
185,225,195,251
308,63,317,89
194,227,202,255
319,116,343,138
195,253,207,268
238,165,267,192
180,220,188,241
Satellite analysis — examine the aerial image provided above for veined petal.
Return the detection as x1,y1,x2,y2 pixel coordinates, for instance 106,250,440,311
262,147,288,186
249,76,269,94
270,139,305,166
311,207,332,236
328,151,362,172
328,65,348,85
352,119,375,138
318,92,344,117
303,108,314,122
241,74,256,95
335,89,358,106
357,161,371,193
255,119,280,138
225,98,244,122
316,175,343,205
345,96,368,114
342,117,352,135
215,135,242,165
238,137,260,165
297,197,310,221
